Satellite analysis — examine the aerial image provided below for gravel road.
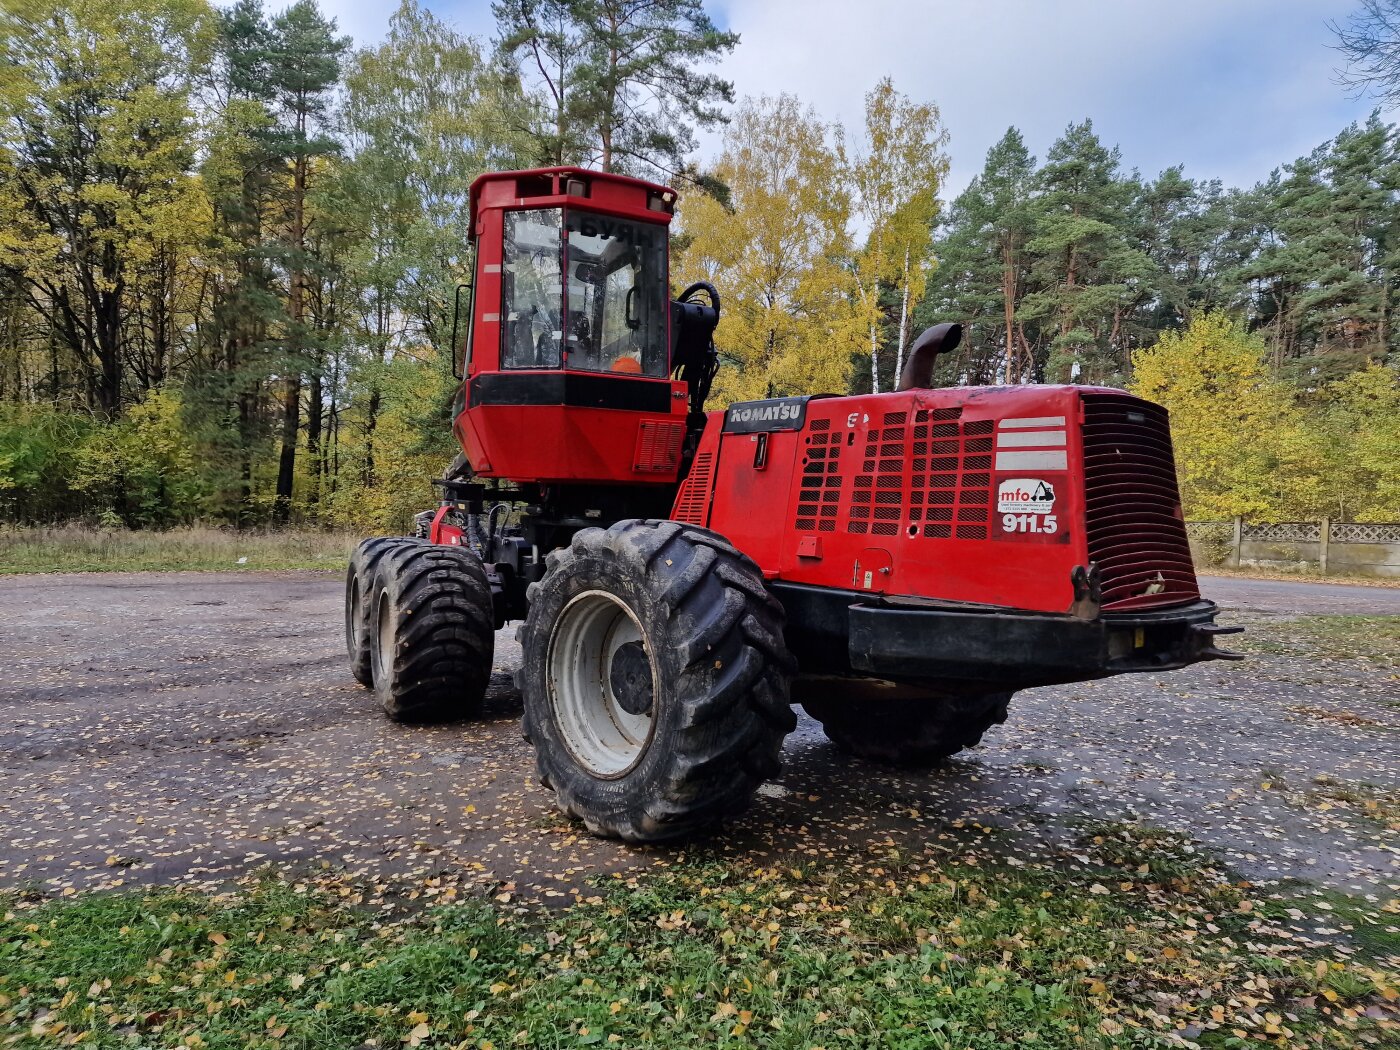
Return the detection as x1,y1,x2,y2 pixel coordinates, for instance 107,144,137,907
1,571,1395,902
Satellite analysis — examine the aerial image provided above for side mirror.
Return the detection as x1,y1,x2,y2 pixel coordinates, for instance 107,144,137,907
449,282,471,380
896,323,963,391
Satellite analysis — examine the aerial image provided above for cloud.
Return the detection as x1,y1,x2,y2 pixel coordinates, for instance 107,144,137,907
306,0,1378,194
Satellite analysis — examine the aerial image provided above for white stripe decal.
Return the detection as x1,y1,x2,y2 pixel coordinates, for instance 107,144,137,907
995,450,1068,471
996,430,1066,448
999,415,1066,429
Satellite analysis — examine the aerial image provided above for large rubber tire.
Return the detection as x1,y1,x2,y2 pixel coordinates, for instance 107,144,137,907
802,690,1012,767
369,539,495,723
517,519,796,843
345,537,402,687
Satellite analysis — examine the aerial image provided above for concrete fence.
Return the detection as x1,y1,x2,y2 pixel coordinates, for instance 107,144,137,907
1185,519,1400,578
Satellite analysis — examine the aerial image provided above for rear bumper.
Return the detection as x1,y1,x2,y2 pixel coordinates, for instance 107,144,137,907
771,582,1240,689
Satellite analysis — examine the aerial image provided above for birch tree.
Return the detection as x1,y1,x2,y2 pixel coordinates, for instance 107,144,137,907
852,78,948,392
674,95,863,404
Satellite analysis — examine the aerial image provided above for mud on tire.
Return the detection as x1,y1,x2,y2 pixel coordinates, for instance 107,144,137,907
368,539,495,723
517,519,797,843
802,690,1012,767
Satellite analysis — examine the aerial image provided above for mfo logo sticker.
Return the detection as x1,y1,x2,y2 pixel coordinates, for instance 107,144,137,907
997,478,1056,515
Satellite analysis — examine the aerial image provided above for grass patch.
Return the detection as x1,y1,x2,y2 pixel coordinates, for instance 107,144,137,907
1236,614,1400,666
0,526,359,574
3,832,1397,1048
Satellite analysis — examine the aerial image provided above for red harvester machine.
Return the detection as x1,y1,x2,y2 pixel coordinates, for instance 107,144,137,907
345,167,1240,843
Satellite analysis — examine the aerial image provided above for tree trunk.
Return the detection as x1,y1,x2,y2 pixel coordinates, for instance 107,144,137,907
1002,240,1017,383
600,13,618,172
275,145,309,523
894,248,911,381
306,367,323,511
869,280,881,394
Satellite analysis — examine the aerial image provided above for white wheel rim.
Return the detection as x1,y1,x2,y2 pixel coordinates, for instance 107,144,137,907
547,590,656,777
372,588,392,683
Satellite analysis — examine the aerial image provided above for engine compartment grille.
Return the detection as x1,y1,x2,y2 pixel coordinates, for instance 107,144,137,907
1081,393,1200,610
845,408,992,539
795,418,842,532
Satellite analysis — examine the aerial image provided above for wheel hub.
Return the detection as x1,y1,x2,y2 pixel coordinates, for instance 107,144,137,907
547,591,657,777
609,641,654,716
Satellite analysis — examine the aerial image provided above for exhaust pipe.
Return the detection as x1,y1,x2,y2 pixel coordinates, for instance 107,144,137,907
896,323,963,391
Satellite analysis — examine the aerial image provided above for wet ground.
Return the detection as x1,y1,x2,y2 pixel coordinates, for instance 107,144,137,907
1,571,1395,902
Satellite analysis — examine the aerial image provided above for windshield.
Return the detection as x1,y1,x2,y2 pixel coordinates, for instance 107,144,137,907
500,208,668,377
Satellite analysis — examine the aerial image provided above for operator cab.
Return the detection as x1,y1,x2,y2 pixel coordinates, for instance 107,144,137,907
501,208,668,376
454,167,711,486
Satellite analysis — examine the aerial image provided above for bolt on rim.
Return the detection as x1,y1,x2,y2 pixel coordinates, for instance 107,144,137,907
547,590,656,777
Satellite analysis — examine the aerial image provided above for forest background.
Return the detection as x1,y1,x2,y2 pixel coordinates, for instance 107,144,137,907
2,0,1399,536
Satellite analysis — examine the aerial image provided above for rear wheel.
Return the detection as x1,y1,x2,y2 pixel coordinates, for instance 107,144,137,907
802,690,1012,767
369,540,495,722
518,519,796,843
345,537,401,687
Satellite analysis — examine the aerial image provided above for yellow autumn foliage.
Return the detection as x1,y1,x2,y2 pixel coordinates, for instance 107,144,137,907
1129,313,1318,520
674,95,868,405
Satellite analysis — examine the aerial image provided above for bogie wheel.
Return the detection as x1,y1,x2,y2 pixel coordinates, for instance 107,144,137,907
345,536,402,687
369,539,495,723
802,690,1012,767
517,519,797,843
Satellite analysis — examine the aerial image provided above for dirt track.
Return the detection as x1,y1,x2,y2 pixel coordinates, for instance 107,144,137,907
1,571,1396,901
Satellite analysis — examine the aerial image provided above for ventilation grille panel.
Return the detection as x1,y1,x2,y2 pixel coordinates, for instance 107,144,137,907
795,417,843,531
847,407,991,539
1081,394,1200,610
672,451,713,525
633,420,685,473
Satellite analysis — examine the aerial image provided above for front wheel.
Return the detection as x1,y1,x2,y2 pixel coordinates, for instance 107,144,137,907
802,690,1012,767
517,519,796,843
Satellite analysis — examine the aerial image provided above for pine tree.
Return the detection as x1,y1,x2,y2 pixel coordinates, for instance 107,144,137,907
1021,120,1150,384
1129,168,1244,332
923,128,1037,384
266,0,348,521
493,0,736,184
1237,116,1399,382
196,0,283,523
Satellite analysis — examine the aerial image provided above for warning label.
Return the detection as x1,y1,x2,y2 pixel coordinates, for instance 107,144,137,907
997,478,1056,515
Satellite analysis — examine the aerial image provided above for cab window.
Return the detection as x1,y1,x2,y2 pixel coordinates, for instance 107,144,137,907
501,210,563,368
564,213,668,377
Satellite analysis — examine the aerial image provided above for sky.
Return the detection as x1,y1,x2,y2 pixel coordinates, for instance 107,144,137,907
309,0,1383,200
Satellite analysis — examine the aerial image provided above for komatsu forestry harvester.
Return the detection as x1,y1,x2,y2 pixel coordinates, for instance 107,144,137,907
345,167,1240,843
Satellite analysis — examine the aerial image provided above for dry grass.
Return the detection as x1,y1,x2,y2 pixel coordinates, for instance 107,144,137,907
0,525,360,574
1198,566,1400,589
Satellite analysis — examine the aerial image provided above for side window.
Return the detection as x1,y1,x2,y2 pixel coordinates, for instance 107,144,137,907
564,213,668,376
501,210,563,368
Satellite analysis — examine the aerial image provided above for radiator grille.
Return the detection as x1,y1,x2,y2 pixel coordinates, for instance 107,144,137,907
846,407,992,538
672,451,713,525
796,417,842,531
1081,393,1200,610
